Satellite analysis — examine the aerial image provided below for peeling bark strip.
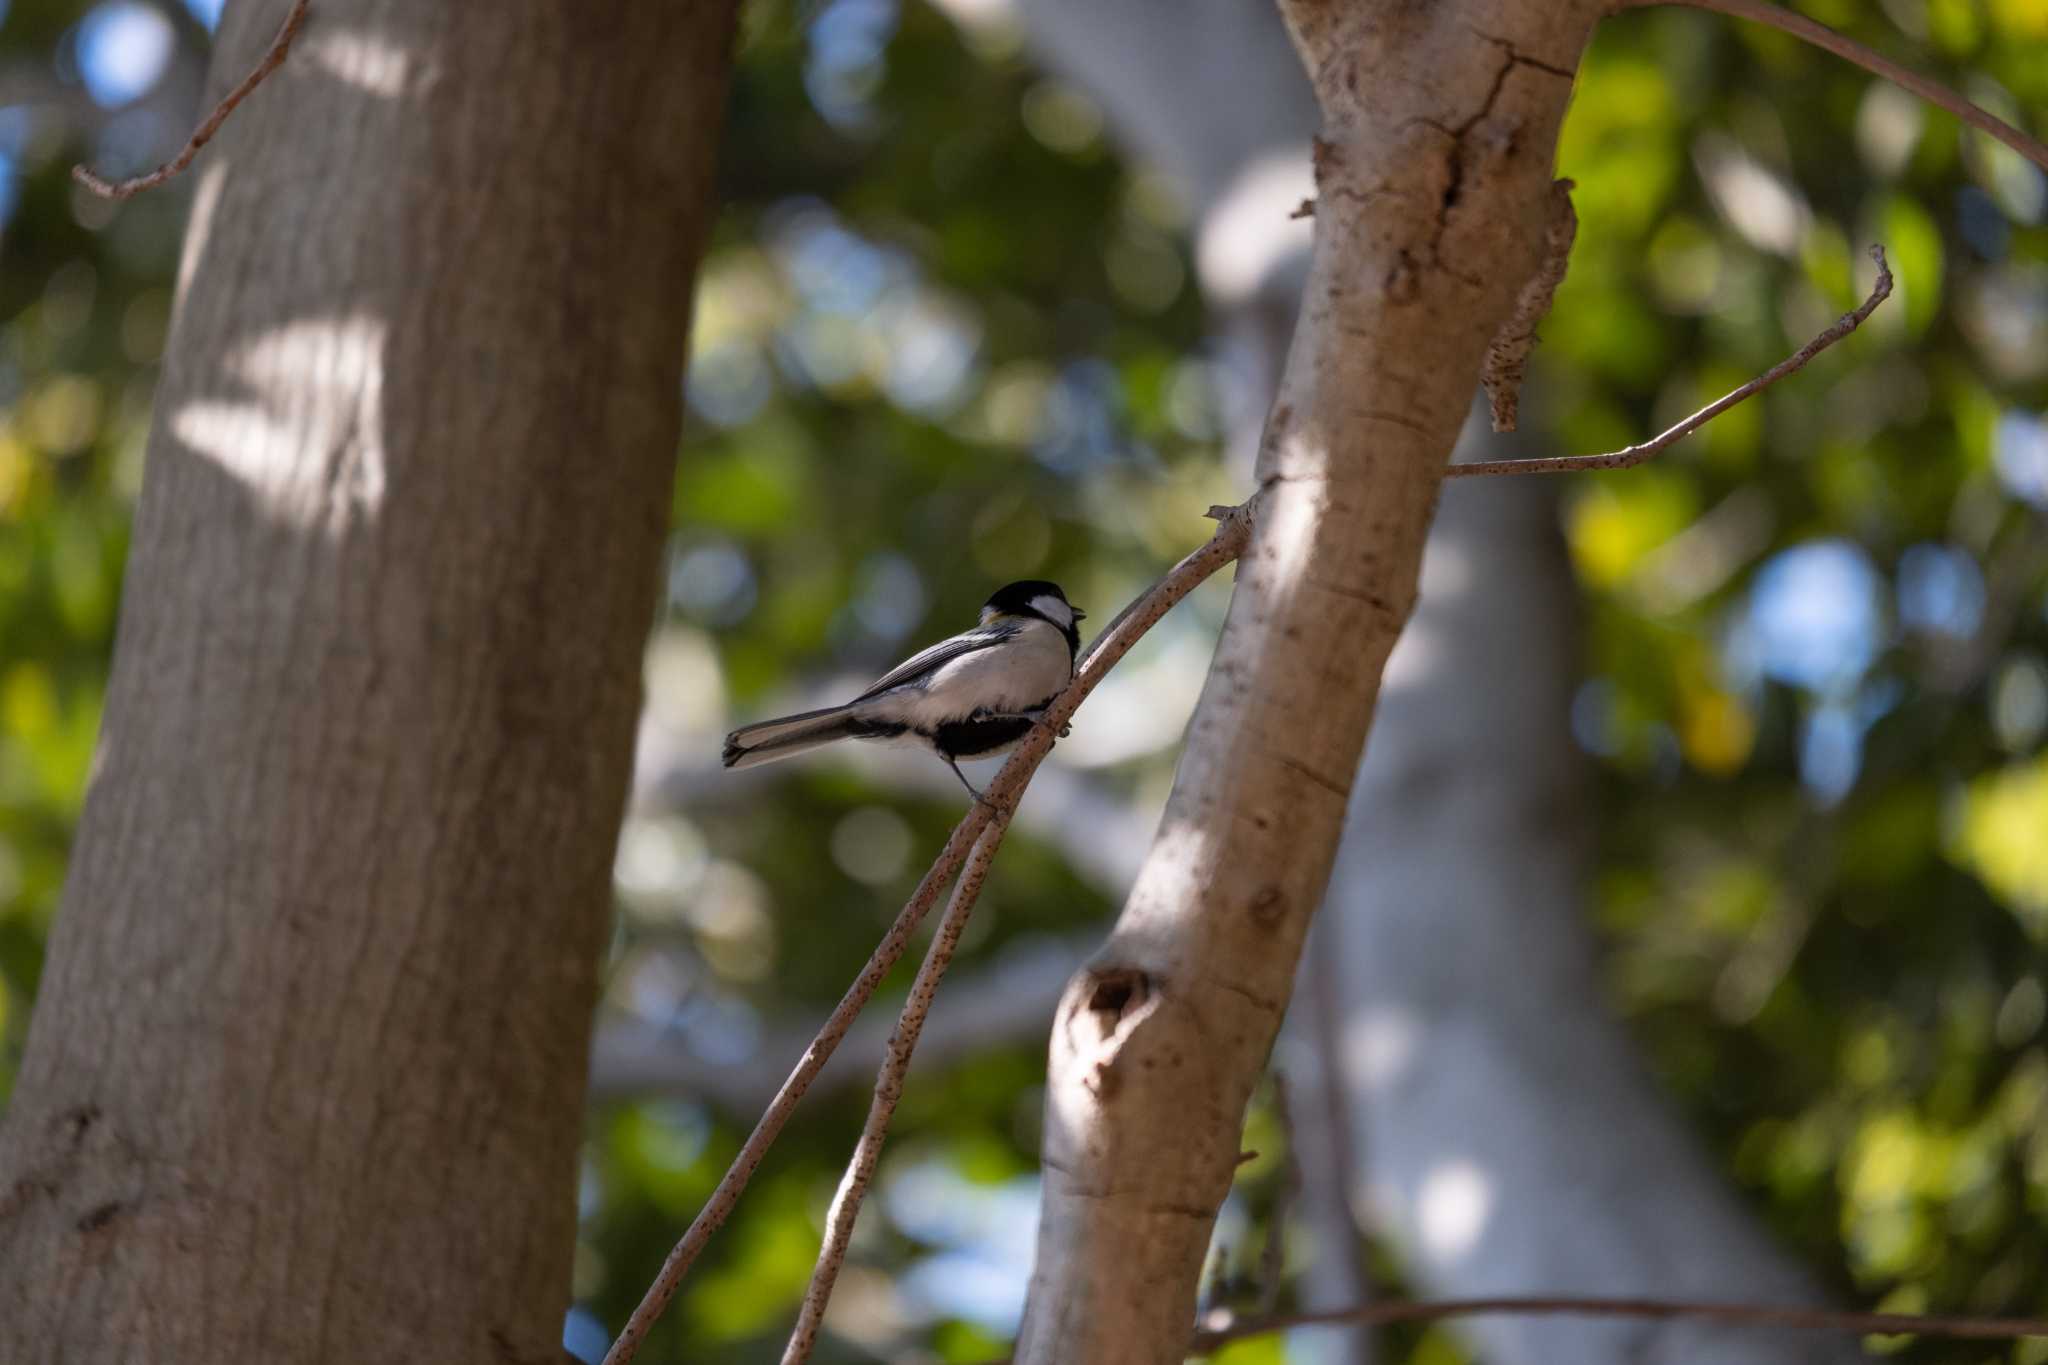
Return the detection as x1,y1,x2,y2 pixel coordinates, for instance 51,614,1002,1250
0,3,739,1361
1481,178,1577,432
1012,5,1605,1362
1452,245,1891,477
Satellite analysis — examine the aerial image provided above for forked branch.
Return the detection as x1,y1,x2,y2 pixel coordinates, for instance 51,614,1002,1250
73,0,310,200
1618,0,2048,175
778,826,1000,1364
603,502,1255,1365
1449,244,1890,478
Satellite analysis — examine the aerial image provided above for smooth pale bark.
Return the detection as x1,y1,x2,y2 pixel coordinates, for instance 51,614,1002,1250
1011,2,1368,1348
0,3,735,1361
1008,5,1859,1364
1014,5,1603,1361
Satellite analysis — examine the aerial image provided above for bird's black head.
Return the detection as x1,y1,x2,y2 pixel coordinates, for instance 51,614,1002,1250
983,579,1085,651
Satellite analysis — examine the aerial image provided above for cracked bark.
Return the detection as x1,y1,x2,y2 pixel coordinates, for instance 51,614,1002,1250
1013,4,1604,1362
1003,2,1869,1362
0,2,736,1361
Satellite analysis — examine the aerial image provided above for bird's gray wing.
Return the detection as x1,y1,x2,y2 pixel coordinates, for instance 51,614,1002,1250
852,622,1019,702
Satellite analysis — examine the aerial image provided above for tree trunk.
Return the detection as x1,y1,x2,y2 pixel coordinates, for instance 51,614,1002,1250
0,3,735,1361
1006,2,1858,1361
1014,5,1603,1361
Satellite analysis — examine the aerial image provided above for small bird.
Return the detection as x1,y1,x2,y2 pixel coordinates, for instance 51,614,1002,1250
722,580,1086,800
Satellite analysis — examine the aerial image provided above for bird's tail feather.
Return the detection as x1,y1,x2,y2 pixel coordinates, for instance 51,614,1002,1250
723,705,862,769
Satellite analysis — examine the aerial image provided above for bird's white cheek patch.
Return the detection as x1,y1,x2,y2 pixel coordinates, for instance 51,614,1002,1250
1029,595,1073,629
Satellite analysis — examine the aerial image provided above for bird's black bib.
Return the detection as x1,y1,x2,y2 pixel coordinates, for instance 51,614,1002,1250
931,709,1044,760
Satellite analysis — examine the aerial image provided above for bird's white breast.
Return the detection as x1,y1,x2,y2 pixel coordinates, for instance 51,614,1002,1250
872,617,1072,734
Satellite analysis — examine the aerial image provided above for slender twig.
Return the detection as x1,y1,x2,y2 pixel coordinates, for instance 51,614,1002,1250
1482,179,1577,433
603,502,1255,1365
1449,244,1891,478
1616,0,2048,175
1255,1072,1297,1317
978,1292,2048,1364
602,810,990,1365
1205,1241,1234,1311
1187,1295,2048,1352
1066,503,1241,674
1292,915,1381,1363
73,0,311,200
589,933,1093,1110
1925,517,2048,694
780,826,1001,1364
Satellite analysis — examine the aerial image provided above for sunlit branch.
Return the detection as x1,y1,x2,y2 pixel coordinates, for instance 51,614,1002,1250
1615,0,2048,175
73,0,311,200
1448,244,1891,478
603,501,1256,1365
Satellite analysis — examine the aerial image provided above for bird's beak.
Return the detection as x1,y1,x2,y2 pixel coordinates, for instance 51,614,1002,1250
1073,607,1087,620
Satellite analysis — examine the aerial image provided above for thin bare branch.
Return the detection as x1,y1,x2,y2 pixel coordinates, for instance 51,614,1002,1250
1616,0,2048,175
781,827,1002,1364
1923,517,2048,694
1449,244,1891,478
589,935,1093,1110
1187,1295,2048,1353
1288,916,1381,1363
73,0,311,200
1194,1236,1241,1328
1482,180,1578,433
603,502,1256,1365
1254,1072,1297,1317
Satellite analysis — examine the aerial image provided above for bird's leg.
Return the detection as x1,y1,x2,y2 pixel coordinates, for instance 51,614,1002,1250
943,755,988,804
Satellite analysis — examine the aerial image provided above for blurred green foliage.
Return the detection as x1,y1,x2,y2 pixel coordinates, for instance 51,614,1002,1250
1,0,2045,1362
